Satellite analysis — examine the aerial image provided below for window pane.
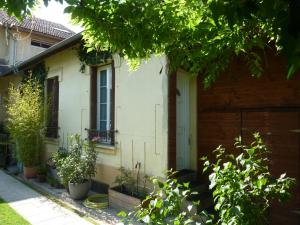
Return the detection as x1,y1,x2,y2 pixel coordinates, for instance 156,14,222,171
100,121,107,131
100,103,107,120
100,87,107,103
100,70,107,86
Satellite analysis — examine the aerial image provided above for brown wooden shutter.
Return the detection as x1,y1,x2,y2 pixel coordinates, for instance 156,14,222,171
90,66,97,129
47,77,59,138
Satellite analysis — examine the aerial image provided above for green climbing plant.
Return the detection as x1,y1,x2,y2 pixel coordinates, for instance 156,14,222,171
23,62,48,89
77,43,112,73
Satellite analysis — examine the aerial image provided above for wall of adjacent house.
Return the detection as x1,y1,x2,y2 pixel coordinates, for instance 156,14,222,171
0,75,22,123
44,47,169,186
0,27,9,64
13,31,60,64
0,25,61,66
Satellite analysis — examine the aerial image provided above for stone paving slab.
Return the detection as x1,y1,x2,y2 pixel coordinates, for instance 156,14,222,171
0,170,92,225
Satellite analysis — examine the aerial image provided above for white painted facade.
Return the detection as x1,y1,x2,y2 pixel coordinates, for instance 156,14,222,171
44,46,169,184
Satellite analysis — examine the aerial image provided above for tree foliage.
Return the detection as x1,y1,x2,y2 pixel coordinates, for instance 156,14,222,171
0,0,62,19
3,1,300,87
64,0,300,87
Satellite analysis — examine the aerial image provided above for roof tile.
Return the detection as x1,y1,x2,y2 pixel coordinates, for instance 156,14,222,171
0,10,75,39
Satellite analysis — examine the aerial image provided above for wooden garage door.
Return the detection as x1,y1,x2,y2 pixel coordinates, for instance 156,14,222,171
198,110,300,224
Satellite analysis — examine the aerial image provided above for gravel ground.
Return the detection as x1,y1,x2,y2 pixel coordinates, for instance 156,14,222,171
30,179,125,225
4,169,142,225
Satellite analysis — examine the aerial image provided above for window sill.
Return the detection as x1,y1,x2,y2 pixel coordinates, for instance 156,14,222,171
95,144,116,155
44,138,59,145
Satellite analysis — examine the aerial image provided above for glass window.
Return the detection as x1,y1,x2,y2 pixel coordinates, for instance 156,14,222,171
97,65,112,133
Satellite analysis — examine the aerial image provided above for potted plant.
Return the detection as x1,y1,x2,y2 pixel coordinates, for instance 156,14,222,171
54,135,97,200
36,165,47,182
51,148,68,187
109,166,149,211
6,78,45,178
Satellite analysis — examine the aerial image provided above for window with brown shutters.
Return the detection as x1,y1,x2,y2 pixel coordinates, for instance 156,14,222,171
46,77,59,138
87,64,115,145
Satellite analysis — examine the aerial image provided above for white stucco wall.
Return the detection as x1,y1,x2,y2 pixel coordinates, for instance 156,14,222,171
45,47,169,182
45,47,90,146
104,55,169,178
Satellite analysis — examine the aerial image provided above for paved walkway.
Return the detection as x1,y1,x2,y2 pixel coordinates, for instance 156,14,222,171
0,170,93,225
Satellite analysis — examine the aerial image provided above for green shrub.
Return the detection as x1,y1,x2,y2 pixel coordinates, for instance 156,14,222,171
53,135,97,185
119,170,211,225
6,78,45,167
202,133,295,225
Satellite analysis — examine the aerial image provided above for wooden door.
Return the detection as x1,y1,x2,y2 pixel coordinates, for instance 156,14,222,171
176,73,190,170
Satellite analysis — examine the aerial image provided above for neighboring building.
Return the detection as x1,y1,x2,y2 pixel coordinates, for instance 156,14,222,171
0,33,299,225
0,10,75,123
0,10,75,74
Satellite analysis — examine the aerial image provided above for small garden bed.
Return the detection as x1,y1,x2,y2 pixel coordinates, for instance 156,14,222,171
0,197,30,225
109,186,143,212
111,185,146,200
109,166,149,212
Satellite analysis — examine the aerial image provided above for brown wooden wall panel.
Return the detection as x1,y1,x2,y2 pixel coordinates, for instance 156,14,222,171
198,110,300,224
197,112,241,171
241,111,300,225
198,49,300,111
197,49,300,224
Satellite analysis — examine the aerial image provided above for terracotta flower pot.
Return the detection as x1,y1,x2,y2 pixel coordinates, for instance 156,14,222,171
23,166,37,178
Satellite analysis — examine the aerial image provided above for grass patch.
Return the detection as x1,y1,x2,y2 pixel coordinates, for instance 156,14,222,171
0,197,30,225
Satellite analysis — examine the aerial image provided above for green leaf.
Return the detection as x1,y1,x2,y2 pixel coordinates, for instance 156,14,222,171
117,211,127,218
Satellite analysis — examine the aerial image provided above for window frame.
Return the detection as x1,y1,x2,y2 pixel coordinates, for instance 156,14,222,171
96,65,112,132
31,40,52,48
87,63,115,146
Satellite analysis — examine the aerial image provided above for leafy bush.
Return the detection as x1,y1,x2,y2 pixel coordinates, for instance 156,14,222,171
119,170,211,225
6,78,45,166
202,133,295,225
53,135,97,185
